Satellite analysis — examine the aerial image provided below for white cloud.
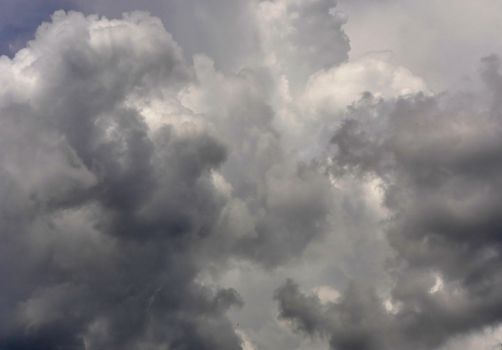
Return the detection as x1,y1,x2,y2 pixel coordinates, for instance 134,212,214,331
302,54,428,115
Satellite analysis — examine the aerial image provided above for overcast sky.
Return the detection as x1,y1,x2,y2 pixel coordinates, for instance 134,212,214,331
1,1,502,350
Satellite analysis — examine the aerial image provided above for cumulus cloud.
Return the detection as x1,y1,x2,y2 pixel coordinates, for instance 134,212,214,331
302,54,428,115
0,10,334,349
276,56,502,350
256,0,350,86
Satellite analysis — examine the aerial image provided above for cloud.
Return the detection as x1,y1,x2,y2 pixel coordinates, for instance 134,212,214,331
178,54,333,267
0,10,243,350
0,0,77,55
302,54,428,115
0,9,336,349
65,0,260,72
256,0,350,86
3,2,502,350
276,56,502,349
276,279,391,350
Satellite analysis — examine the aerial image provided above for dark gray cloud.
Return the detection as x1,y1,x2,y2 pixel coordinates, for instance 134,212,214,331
276,279,389,350
0,9,334,350
275,56,502,350
0,11,241,350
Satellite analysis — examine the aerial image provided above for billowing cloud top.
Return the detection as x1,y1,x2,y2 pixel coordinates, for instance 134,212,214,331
1,1,502,350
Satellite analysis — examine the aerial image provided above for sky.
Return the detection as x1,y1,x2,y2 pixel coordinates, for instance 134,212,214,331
1,1,502,349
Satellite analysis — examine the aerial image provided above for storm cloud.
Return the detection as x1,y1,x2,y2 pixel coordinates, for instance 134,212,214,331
0,10,331,349
2,1,502,350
